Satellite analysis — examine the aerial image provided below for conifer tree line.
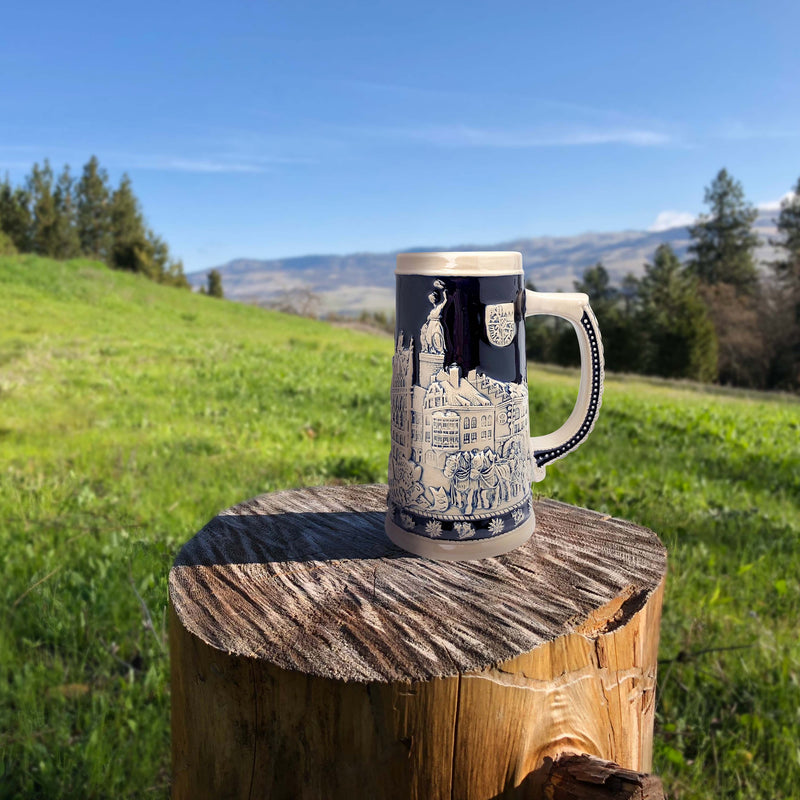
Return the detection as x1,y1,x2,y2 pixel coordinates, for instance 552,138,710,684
527,169,800,391
0,156,190,288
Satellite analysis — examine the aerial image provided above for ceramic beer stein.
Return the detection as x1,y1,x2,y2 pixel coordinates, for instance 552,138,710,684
386,251,604,560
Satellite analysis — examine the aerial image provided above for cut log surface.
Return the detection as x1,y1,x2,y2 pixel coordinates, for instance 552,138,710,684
170,484,667,800
171,484,665,683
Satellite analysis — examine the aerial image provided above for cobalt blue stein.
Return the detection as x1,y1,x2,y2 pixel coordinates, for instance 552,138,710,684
386,251,604,560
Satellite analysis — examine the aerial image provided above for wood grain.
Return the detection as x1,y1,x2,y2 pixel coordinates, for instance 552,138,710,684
169,484,667,799
169,484,666,683
170,605,460,800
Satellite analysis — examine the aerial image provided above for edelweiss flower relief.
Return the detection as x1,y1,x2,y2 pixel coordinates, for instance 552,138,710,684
488,518,504,535
400,513,414,529
425,520,443,537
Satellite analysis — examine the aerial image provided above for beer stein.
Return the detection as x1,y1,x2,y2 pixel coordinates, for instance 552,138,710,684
386,251,604,560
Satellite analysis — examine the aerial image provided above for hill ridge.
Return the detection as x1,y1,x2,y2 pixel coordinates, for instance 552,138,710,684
187,211,779,315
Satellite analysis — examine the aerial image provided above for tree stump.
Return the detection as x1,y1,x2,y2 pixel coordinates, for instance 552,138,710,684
169,484,667,800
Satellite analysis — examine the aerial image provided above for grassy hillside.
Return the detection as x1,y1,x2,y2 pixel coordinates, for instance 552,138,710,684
1,255,798,799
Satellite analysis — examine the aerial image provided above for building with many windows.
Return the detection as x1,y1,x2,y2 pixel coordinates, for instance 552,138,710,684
391,335,528,472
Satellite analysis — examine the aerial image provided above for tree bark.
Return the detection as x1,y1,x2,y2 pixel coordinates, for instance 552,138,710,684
170,484,666,800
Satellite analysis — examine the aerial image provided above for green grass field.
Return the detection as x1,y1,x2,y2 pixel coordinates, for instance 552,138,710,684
1,255,798,799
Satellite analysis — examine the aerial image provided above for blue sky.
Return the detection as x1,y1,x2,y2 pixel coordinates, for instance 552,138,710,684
1,1,798,272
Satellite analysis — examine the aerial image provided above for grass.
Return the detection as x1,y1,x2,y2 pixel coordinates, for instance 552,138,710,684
1,254,798,799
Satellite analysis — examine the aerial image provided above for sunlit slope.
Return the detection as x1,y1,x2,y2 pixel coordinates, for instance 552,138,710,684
1,254,798,799
1,255,393,508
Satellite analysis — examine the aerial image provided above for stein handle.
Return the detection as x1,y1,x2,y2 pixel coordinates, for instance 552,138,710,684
524,290,604,482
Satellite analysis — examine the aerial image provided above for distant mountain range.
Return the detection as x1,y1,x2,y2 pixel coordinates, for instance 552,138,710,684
188,211,780,316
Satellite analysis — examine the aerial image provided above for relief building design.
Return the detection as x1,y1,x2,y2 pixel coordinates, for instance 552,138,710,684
388,283,532,540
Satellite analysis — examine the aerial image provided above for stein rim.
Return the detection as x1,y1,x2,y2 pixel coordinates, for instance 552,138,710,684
396,251,523,277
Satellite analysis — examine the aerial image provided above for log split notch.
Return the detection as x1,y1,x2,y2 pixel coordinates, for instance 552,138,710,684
542,754,665,799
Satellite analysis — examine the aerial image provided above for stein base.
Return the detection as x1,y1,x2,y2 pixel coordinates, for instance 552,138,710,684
384,512,536,561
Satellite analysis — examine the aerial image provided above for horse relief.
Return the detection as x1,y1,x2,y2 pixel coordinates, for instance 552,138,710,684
443,451,475,515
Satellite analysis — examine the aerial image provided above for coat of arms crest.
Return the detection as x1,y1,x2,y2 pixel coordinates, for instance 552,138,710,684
485,303,516,347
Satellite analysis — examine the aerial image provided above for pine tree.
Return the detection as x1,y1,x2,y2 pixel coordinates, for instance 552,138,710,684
0,174,32,252
574,263,618,315
109,174,153,276
637,243,717,382
28,161,62,257
52,165,81,259
620,273,640,317
771,178,800,291
207,269,224,298
687,168,760,294
2,156,188,292
766,178,800,388
524,280,559,364
164,257,190,289
146,229,189,287
572,262,639,372
76,156,112,261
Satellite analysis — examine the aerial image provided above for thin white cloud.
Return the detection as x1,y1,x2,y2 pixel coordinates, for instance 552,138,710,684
649,210,696,232
0,145,311,175
758,192,796,212
356,124,672,148
718,122,799,141
332,79,637,120
111,150,315,174
128,157,270,174
329,79,690,142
